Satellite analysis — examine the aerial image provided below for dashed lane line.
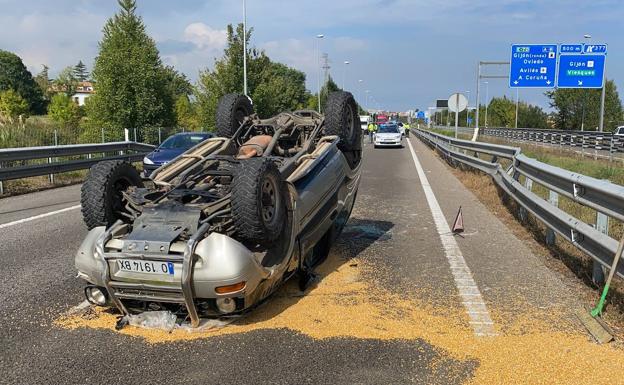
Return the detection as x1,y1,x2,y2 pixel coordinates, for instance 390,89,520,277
406,138,497,337
0,204,81,229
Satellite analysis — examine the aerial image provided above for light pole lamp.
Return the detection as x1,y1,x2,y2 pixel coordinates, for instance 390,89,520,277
343,61,350,90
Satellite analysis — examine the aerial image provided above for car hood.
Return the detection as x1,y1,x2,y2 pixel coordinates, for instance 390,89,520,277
145,148,186,164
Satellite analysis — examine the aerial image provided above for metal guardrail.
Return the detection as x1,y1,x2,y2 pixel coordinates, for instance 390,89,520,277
0,141,155,183
416,128,624,280
480,127,624,155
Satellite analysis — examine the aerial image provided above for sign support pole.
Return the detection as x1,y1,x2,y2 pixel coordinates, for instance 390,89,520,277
599,65,606,132
515,88,519,129
455,93,460,138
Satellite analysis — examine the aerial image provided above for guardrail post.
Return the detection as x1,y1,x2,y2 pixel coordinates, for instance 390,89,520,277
545,191,559,246
591,212,610,285
101,127,105,143
48,129,58,184
516,176,532,222
0,163,3,195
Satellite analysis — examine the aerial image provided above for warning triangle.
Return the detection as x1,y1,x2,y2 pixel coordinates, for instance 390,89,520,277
452,207,464,234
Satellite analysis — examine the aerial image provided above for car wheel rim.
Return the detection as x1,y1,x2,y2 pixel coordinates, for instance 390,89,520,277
261,177,278,223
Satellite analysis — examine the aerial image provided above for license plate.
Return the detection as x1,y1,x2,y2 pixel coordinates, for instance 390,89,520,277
117,259,174,275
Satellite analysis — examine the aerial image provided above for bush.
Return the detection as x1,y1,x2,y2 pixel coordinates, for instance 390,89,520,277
48,93,80,128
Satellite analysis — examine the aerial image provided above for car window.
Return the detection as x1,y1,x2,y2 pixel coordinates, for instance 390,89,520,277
378,125,399,133
159,134,209,149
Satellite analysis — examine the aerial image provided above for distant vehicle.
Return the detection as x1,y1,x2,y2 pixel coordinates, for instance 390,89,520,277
376,114,389,124
143,132,213,175
360,115,371,131
374,123,403,148
615,126,624,137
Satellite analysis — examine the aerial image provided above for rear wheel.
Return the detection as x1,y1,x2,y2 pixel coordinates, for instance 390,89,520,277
324,91,362,168
215,93,253,138
231,158,286,246
81,160,143,230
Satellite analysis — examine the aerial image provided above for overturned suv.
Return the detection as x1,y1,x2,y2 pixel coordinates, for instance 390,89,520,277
75,91,362,327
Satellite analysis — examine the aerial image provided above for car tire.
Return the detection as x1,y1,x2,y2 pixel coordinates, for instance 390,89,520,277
324,91,362,168
81,160,143,230
215,93,254,138
231,157,286,246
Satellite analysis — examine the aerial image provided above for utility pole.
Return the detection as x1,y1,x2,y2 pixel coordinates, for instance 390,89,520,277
315,34,324,113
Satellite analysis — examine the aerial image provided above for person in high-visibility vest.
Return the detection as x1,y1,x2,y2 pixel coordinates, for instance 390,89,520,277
367,122,376,143
404,123,411,137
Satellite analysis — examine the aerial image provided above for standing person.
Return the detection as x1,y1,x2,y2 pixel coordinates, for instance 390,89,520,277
368,122,376,143
404,122,411,137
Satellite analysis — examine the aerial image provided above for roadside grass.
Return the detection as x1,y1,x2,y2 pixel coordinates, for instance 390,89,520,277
448,165,624,336
1,171,87,196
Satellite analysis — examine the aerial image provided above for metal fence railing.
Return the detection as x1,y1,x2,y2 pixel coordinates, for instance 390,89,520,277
415,128,624,280
479,127,624,160
0,141,155,194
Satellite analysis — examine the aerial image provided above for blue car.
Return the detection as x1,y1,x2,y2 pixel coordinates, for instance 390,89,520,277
143,132,213,175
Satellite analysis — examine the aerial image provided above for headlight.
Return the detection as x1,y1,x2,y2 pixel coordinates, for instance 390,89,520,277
143,156,154,165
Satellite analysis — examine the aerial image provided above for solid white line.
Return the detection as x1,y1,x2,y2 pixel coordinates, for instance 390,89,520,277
406,138,496,337
0,204,81,229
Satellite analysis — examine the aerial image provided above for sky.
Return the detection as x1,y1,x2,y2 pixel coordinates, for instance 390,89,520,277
1,0,623,113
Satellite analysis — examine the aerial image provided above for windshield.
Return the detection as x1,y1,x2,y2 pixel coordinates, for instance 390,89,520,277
378,125,399,133
159,134,210,149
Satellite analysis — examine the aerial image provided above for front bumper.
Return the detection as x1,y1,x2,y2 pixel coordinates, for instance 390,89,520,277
374,139,403,147
76,225,272,326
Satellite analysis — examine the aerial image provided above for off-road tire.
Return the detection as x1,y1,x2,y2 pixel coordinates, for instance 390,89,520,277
81,160,143,230
215,93,253,138
324,91,362,168
231,157,286,246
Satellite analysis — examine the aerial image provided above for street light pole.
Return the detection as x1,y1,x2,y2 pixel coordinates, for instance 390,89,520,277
343,61,350,90
316,34,324,113
242,0,248,96
358,79,363,110
465,90,470,127
365,90,370,112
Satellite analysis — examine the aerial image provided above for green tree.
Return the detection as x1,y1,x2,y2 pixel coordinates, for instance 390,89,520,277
34,65,53,101
252,62,308,117
487,96,516,127
0,50,46,114
87,0,174,133
48,93,80,127
517,102,549,129
175,95,199,131
73,60,89,82
0,89,29,124
546,80,623,131
54,66,78,95
196,23,309,129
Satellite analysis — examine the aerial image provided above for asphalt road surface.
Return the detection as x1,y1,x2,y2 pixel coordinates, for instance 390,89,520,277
2,135,624,384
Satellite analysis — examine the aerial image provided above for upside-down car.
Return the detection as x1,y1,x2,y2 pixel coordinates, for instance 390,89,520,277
75,91,362,327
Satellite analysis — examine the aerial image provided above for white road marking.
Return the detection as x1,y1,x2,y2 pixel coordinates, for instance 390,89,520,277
406,139,496,337
0,204,81,229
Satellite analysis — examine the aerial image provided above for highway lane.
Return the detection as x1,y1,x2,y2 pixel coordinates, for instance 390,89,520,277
1,136,624,384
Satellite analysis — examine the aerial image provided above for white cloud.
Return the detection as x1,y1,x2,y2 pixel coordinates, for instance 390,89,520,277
183,23,227,50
